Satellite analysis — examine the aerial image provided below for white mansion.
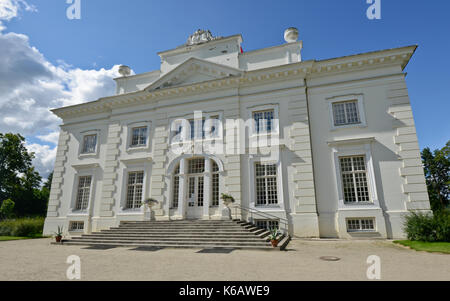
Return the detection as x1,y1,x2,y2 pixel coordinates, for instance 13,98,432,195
43,28,431,239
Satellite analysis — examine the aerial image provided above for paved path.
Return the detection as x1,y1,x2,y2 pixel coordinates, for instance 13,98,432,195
0,238,448,281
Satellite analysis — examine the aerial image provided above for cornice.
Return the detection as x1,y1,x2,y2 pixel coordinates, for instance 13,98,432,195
52,46,416,120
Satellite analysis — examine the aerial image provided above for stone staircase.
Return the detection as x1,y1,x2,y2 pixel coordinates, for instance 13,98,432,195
61,220,290,250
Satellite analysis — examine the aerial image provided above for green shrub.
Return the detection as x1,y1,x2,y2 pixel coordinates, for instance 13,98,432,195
404,210,450,242
0,199,15,219
0,217,44,237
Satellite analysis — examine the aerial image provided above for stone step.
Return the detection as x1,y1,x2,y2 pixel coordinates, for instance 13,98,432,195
59,241,275,250
65,239,270,246
83,234,261,239
74,236,266,242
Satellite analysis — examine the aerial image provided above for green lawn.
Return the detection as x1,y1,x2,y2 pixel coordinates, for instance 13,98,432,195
394,240,450,254
0,235,45,242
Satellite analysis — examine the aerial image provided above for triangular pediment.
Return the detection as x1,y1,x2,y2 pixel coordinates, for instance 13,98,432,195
144,58,243,92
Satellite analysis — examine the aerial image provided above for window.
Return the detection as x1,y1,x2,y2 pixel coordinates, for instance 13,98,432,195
188,158,205,174
82,135,97,154
253,110,275,134
347,218,375,232
75,176,92,211
255,163,278,206
339,156,370,203
130,127,147,147
212,161,220,207
126,171,144,209
332,101,361,126
172,165,180,209
255,220,279,230
69,221,84,232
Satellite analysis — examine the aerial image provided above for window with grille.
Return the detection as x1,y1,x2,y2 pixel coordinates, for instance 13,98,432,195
188,158,205,174
69,221,84,232
255,220,279,230
189,119,205,140
253,110,275,134
211,161,220,207
75,176,91,211
332,101,361,126
346,218,375,232
172,165,180,208
126,171,144,209
255,163,278,206
131,127,147,147
340,156,370,203
82,135,97,154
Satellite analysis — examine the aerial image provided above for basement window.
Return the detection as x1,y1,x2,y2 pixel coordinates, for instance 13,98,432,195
254,220,279,231
69,221,85,232
346,218,375,232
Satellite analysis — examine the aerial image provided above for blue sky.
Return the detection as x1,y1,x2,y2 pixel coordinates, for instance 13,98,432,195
1,0,449,176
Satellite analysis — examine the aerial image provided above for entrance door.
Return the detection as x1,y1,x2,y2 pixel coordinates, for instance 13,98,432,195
186,176,204,219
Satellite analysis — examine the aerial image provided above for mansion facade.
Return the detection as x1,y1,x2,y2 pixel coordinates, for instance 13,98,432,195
43,29,431,239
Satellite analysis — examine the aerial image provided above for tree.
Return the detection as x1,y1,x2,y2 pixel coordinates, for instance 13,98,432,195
422,141,450,212
0,199,15,220
0,133,48,217
0,133,34,202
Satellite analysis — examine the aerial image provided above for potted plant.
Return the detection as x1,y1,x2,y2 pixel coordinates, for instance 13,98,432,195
268,228,280,247
54,226,64,243
220,193,235,207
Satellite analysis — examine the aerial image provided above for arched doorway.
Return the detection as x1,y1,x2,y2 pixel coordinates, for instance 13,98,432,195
171,156,221,219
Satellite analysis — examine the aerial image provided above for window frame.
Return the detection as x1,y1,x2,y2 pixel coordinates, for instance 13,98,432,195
327,94,367,130
329,138,380,210
247,104,280,137
339,155,371,204
125,171,145,210
117,161,151,214
346,218,376,232
78,130,101,158
126,121,151,152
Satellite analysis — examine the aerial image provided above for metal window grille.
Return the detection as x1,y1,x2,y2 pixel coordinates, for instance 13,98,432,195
126,171,144,209
82,135,97,154
346,218,375,232
69,221,84,231
75,176,91,210
131,127,147,147
255,163,278,206
339,156,370,203
253,110,274,134
332,101,361,126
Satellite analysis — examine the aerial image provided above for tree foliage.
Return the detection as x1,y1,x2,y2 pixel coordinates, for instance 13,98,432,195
0,133,49,217
421,141,450,212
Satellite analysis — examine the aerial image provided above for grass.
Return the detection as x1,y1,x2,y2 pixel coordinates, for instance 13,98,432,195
394,240,450,254
0,234,45,242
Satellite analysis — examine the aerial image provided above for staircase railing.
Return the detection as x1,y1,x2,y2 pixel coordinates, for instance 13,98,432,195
230,204,290,236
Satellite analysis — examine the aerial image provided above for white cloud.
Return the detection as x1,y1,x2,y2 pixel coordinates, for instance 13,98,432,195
0,0,36,31
25,142,57,178
0,1,126,177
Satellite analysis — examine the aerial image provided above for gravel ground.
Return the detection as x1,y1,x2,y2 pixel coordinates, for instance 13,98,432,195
0,238,448,281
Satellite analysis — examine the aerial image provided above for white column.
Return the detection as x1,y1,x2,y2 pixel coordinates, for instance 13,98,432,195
177,158,187,220
203,158,211,219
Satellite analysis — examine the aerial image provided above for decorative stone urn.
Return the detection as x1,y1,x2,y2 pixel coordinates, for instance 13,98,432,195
142,198,158,221
221,194,235,220
284,27,299,43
